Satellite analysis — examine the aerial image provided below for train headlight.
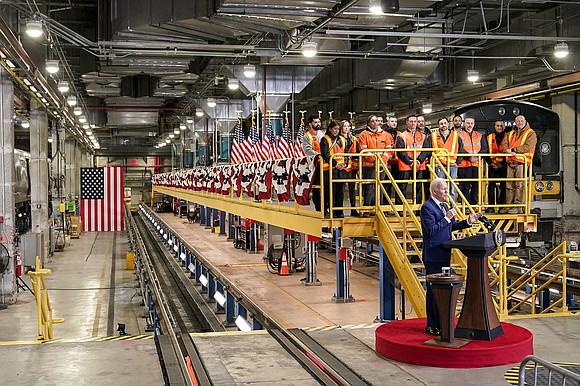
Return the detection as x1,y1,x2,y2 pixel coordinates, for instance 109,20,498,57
534,181,544,193
546,181,554,191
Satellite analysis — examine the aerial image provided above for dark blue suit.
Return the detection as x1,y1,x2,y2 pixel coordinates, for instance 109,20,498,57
420,198,470,329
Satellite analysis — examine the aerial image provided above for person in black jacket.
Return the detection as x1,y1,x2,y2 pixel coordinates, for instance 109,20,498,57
320,121,347,217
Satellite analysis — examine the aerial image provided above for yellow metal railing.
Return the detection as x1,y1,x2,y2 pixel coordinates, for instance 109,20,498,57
27,256,64,340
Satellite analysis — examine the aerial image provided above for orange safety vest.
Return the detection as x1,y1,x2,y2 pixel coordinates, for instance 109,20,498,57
487,132,505,164
305,130,320,154
506,128,535,165
397,130,426,171
358,129,392,168
432,130,459,165
322,135,346,171
458,130,483,168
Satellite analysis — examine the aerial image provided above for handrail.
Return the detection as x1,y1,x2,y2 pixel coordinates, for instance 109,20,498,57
27,256,65,340
519,355,580,386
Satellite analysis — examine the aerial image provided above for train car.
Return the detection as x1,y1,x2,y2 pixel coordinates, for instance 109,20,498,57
453,100,561,244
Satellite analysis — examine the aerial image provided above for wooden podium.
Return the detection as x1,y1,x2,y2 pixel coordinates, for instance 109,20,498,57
426,273,464,344
442,231,506,341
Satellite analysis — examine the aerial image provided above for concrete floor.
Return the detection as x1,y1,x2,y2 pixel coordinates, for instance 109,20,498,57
0,231,163,385
0,217,578,386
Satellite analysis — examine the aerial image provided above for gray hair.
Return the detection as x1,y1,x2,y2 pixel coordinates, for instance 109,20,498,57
430,178,446,195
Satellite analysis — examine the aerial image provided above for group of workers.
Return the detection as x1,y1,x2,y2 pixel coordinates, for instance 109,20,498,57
301,112,537,217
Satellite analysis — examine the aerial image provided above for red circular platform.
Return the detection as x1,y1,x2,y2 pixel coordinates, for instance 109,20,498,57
375,318,533,368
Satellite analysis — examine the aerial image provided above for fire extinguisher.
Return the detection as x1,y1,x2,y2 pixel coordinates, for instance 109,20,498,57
16,253,22,277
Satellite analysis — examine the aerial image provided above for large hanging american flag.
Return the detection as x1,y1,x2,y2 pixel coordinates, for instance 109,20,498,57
80,167,125,232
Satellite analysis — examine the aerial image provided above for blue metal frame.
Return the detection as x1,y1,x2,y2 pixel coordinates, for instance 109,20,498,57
378,243,396,321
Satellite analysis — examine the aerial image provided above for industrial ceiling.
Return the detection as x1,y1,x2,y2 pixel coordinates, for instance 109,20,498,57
0,0,579,157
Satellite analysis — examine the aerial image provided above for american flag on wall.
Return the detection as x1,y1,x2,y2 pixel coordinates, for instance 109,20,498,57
80,167,125,232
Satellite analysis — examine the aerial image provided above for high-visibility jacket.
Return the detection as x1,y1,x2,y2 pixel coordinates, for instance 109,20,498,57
397,130,426,171
432,130,459,165
358,128,393,168
487,132,505,164
322,135,346,171
386,129,399,163
506,127,535,165
346,136,359,172
305,130,320,154
458,130,483,168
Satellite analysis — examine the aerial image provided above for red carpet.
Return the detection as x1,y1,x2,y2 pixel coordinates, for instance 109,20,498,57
375,318,533,368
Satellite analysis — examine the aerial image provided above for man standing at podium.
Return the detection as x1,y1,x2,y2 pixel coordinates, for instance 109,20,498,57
420,178,482,335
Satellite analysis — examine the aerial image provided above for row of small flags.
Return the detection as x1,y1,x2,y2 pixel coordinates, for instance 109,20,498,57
152,156,318,205
230,114,305,165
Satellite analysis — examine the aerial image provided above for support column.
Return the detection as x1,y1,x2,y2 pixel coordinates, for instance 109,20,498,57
304,235,321,286
377,243,396,322
219,210,226,235
333,228,354,302
0,68,16,304
29,100,49,261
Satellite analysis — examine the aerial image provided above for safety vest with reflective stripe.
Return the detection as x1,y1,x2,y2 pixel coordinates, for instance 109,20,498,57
397,130,426,171
506,128,534,165
322,135,346,171
487,132,505,164
432,130,459,165
305,130,320,154
458,130,483,168
358,128,392,168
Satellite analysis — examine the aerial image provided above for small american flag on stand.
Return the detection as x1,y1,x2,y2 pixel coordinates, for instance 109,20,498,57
80,167,125,232
276,111,292,159
294,115,306,157
230,115,244,164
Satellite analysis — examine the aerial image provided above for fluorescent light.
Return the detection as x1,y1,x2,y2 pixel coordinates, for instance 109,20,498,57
86,129,93,135
57,80,69,93
173,244,178,252
554,42,569,58
165,139,171,143
82,123,90,129
73,107,82,116
207,98,216,108
169,133,175,138
243,64,256,78
25,19,43,38
199,273,208,287
180,124,187,131
196,110,204,117
422,103,433,114
22,78,32,86
467,69,480,82
301,41,318,57
163,233,168,240
180,252,186,260
45,59,59,74
66,95,77,106
78,115,87,123
213,291,226,307
174,128,180,134
5,60,15,69
48,137,53,143
186,117,194,124
235,315,252,332
21,120,30,129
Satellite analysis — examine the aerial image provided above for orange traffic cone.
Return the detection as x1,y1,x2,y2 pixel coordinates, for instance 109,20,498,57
279,251,290,276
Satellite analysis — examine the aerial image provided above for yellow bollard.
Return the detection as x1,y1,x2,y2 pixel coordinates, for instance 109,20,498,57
126,252,135,270
28,256,64,341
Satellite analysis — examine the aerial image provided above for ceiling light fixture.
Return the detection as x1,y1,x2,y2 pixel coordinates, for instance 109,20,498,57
301,41,318,57
186,117,194,124
25,19,43,38
174,128,181,134
467,69,480,83
369,0,399,14
73,107,82,116
180,124,187,131
78,115,87,123
169,133,175,138
554,42,569,58
66,95,77,106
195,110,204,117
21,120,30,129
228,78,239,90
422,103,433,114
207,97,216,108
45,59,59,74
57,80,70,93
243,64,256,78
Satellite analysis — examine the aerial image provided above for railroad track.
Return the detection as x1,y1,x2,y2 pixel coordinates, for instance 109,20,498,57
130,207,371,386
